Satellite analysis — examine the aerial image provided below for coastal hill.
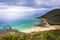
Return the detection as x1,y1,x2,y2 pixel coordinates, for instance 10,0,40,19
38,9,60,25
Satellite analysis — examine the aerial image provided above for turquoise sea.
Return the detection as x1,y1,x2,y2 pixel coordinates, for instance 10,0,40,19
0,17,39,31
0,10,49,31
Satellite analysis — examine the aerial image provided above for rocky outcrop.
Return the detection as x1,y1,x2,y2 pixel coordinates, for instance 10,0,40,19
0,25,24,36
3,25,12,30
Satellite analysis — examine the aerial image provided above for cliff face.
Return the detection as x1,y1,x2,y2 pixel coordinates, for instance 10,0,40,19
39,9,60,25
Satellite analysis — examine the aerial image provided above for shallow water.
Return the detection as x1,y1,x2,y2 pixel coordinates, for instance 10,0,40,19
0,17,39,30
0,10,49,31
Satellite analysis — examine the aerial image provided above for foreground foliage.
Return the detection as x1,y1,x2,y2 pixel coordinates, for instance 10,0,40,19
0,30,60,40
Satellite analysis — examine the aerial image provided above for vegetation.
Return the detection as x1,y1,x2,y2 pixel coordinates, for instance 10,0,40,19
38,9,60,25
0,30,60,40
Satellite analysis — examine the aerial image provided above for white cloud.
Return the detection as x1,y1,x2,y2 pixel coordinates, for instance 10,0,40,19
0,5,53,22
0,5,37,21
17,1,27,5
34,0,60,7
0,0,28,6
0,5,51,14
0,3,5,5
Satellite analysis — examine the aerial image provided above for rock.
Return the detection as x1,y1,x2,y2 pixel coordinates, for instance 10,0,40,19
3,25,12,30
0,25,24,35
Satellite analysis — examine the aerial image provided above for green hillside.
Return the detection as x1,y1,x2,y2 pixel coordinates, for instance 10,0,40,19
39,9,60,25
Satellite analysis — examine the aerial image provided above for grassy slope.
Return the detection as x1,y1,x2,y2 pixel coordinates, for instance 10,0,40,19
0,30,60,40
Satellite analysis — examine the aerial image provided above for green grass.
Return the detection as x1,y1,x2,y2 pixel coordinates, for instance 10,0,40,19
0,30,60,40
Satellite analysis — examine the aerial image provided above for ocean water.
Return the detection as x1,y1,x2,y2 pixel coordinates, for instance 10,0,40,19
0,10,49,31
0,17,39,31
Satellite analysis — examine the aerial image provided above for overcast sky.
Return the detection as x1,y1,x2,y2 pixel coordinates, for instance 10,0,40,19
0,0,60,8
0,0,60,22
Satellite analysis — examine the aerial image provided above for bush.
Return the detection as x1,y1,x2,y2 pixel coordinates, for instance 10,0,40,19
0,30,60,40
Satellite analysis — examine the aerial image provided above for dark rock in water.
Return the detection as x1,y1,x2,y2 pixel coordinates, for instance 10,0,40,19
38,9,60,25
3,25,12,30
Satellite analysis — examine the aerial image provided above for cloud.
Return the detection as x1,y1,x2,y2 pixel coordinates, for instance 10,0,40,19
0,4,52,22
0,0,60,8
0,5,51,14
0,5,38,22
0,0,34,7
0,0,60,24
34,0,60,8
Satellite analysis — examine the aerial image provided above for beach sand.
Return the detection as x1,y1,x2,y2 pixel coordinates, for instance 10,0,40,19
21,25,60,33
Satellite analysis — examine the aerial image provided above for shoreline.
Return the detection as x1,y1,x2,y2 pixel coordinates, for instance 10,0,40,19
20,25,60,33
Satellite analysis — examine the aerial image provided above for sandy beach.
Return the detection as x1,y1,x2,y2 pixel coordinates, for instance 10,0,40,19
21,25,60,33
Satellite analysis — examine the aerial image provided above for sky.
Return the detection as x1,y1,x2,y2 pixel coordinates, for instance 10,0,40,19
0,0,60,8
0,0,60,22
